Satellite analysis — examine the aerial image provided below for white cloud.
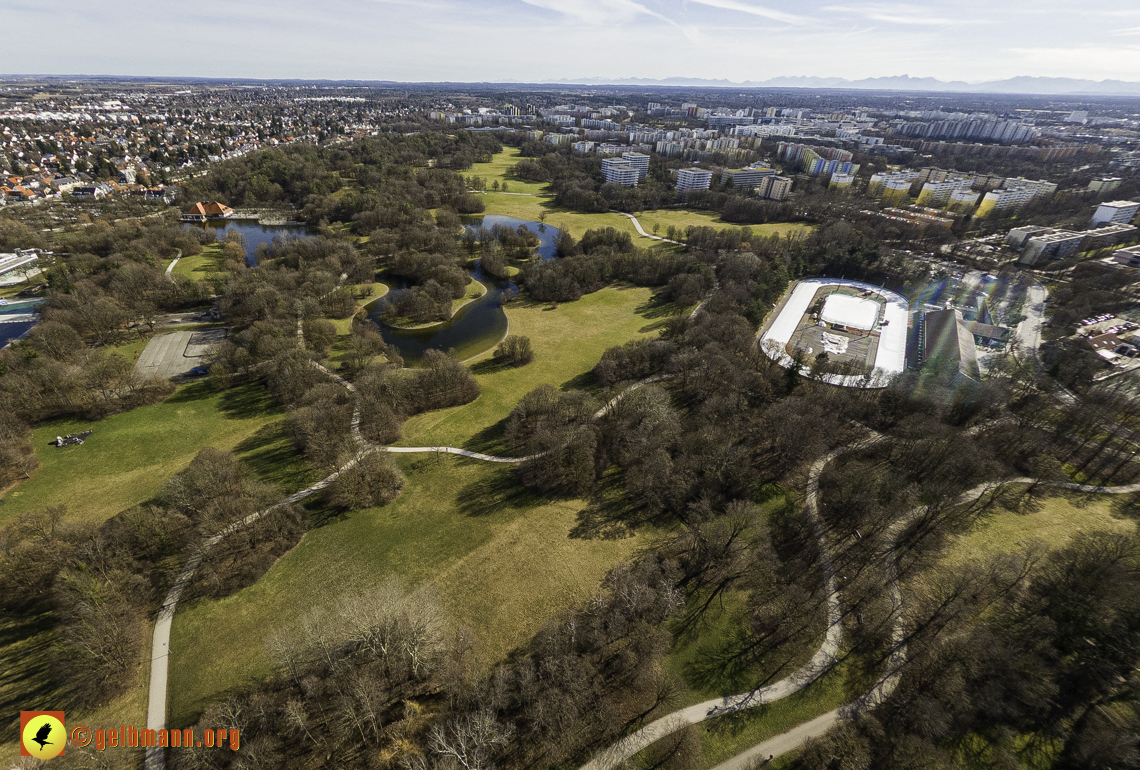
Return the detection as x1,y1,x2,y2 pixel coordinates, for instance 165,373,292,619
686,0,807,25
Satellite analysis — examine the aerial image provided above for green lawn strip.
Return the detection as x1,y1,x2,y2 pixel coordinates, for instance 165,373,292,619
0,383,303,526
478,193,650,242
940,488,1135,567
396,286,662,453
171,243,225,279
167,454,644,727
627,210,815,242
468,147,550,195
324,282,390,368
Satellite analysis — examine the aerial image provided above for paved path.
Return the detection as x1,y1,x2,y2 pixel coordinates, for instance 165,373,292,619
164,249,182,280
610,210,684,245
689,267,719,320
579,436,860,770
706,466,1140,769
1015,279,1046,356
145,448,376,769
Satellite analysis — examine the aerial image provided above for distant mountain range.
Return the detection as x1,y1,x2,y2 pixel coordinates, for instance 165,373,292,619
552,75,1140,96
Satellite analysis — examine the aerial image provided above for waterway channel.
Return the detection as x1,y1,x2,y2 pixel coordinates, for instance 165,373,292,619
369,215,559,366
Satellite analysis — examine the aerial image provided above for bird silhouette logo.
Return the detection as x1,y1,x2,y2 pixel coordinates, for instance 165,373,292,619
33,722,54,749
20,711,66,759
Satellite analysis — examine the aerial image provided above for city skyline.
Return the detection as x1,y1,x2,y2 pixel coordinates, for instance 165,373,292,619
1,0,1139,87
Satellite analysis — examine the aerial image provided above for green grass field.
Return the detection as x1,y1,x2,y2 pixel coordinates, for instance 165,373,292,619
168,455,645,726
941,488,1135,566
479,193,812,247
630,210,814,241
468,147,550,195
171,243,225,280
479,193,660,242
397,285,662,450
0,383,310,526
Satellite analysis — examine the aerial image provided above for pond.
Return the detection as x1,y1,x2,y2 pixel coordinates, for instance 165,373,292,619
368,216,559,366
185,219,313,266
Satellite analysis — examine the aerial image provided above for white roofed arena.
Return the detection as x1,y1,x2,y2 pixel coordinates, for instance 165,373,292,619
759,278,910,388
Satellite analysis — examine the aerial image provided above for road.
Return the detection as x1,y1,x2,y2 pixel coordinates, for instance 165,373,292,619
1015,278,1046,356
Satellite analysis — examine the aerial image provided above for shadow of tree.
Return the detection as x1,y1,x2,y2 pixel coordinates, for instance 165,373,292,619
461,420,511,456
635,296,682,321
470,358,508,376
162,381,216,405
0,613,67,745
232,420,314,492
454,461,545,518
560,370,595,392
218,385,280,421
569,471,661,540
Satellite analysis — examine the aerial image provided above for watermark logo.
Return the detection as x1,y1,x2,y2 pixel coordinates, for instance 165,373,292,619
20,711,66,760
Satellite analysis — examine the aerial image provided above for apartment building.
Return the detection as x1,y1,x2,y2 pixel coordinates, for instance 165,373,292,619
1018,230,1086,266
757,175,792,201
916,177,975,207
721,164,776,190
829,172,855,191
976,186,1041,217
1088,177,1122,194
676,168,713,198
868,170,920,197
621,152,650,181
1092,200,1140,226
602,158,639,187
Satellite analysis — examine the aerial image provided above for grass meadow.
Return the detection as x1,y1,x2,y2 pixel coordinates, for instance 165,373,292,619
0,383,310,526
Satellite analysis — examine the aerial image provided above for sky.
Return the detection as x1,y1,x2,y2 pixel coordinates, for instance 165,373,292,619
2,0,1139,84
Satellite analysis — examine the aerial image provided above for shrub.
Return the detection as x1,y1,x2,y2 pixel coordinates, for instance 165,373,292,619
493,335,534,367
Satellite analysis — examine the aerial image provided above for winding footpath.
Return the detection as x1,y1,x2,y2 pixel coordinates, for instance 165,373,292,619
163,249,182,280
143,358,678,768
611,210,684,246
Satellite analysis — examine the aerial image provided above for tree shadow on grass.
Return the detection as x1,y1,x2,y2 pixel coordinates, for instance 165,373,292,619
232,421,314,492
454,462,545,518
218,385,279,421
569,471,662,540
461,420,511,456
0,613,66,745
470,358,508,376
636,295,682,321
163,381,216,405
560,370,596,393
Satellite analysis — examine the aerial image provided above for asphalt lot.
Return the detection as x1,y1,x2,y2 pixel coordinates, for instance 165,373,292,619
133,328,227,380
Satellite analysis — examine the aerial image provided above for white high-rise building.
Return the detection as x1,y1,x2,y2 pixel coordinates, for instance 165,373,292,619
676,168,713,198
621,152,650,181
1092,200,1140,226
602,158,639,187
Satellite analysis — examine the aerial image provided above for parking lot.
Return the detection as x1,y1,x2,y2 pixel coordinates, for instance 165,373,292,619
133,328,227,380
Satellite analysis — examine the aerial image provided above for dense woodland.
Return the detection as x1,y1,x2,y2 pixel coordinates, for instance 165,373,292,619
1,125,1139,770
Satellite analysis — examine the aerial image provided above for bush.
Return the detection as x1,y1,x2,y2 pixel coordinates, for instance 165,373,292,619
493,335,534,367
